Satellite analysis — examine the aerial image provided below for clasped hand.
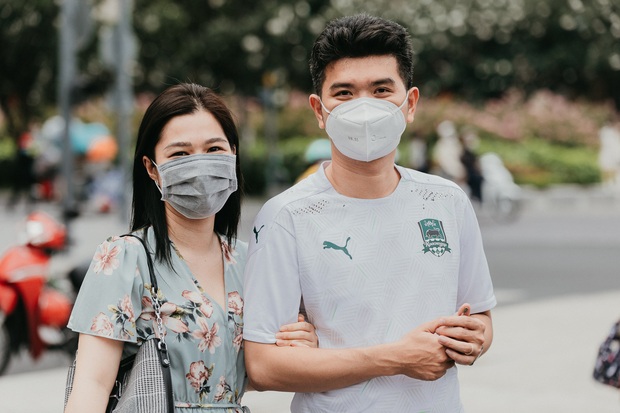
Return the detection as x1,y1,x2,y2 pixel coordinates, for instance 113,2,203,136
396,303,486,381
434,304,486,366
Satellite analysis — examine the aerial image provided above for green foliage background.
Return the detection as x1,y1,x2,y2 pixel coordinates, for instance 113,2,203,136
0,0,619,193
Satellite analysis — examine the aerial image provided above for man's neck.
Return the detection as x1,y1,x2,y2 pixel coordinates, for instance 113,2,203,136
324,154,401,199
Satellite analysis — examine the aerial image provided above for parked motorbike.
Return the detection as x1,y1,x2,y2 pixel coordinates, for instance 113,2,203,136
0,211,77,375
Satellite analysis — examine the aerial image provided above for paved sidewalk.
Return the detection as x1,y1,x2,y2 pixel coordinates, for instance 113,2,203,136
1,290,619,412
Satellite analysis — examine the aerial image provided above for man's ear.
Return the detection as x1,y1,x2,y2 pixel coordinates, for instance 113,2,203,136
309,94,326,129
406,87,420,123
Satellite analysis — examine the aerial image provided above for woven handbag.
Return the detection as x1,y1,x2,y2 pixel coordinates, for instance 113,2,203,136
593,319,620,388
64,233,174,412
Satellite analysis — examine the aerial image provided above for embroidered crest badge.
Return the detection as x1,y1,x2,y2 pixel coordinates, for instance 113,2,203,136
418,218,451,257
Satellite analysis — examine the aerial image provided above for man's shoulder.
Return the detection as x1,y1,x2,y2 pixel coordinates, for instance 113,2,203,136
258,178,329,222
398,165,466,193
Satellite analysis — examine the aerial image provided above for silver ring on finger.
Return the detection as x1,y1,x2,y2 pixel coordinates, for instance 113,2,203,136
464,343,474,356
470,344,484,366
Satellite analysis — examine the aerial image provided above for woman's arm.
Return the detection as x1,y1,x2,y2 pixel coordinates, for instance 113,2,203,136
64,334,124,413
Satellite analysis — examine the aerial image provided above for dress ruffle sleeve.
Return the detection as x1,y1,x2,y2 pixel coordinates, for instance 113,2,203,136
67,234,149,343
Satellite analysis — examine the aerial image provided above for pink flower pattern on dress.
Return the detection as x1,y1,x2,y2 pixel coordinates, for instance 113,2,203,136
77,236,247,407
140,296,190,335
221,240,237,265
108,294,136,340
90,312,114,337
214,376,233,402
182,290,214,318
192,318,222,354
227,291,243,316
92,241,121,275
186,361,214,400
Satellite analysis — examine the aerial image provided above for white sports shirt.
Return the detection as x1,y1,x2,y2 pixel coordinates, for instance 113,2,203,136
243,163,496,412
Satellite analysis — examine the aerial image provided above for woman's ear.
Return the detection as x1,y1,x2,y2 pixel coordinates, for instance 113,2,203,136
142,156,159,182
309,94,327,129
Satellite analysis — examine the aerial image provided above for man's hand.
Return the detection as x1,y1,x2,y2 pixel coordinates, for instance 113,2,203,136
392,320,455,381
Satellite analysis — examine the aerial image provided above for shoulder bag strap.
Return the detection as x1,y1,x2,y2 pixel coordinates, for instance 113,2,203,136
121,232,174,412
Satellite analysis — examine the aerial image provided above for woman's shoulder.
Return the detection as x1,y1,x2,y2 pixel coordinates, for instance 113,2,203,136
90,233,150,275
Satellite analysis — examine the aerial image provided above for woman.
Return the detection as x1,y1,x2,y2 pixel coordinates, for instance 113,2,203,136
65,83,317,412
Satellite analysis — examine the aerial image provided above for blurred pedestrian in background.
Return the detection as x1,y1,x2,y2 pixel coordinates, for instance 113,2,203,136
295,138,331,183
459,128,484,203
432,120,466,184
598,121,620,192
408,135,430,173
7,124,37,210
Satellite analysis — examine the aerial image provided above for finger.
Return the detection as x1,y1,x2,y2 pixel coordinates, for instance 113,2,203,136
297,313,306,322
279,321,313,333
456,303,471,316
444,348,476,365
437,335,474,355
438,315,484,331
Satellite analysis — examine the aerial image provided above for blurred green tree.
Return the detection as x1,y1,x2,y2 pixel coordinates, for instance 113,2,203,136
0,0,59,139
132,0,332,96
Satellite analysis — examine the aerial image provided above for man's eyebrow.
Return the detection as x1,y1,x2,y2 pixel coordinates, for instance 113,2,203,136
369,78,397,87
328,82,355,91
328,78,397,91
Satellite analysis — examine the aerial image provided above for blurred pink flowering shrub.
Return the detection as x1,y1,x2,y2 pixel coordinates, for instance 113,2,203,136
410,88,616,147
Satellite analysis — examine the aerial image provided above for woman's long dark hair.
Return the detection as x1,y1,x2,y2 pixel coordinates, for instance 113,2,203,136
130,83,243,266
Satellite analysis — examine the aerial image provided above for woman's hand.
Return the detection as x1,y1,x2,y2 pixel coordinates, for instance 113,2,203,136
275,314,319,348
435,304,491,366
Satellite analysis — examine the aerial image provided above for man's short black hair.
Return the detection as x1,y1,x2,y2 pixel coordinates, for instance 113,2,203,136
309,14,414,95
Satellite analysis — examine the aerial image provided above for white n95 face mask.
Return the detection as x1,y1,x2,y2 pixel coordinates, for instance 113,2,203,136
322,94,408,162
153,153,237,219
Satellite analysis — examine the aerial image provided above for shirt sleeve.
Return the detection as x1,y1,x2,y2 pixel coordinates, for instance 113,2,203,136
243,202,302,344
456,194,497,314
67,235,148,343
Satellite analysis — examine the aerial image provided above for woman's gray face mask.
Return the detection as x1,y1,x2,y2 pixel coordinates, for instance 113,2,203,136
152,153,237,219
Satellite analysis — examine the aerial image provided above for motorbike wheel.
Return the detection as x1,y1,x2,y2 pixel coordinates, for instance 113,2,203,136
0,318,11,375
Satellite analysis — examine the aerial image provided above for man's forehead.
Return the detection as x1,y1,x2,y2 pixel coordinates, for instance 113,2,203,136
322,55,404,89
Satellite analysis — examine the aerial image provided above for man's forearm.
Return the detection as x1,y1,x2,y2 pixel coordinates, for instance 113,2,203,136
244,340,399,392
244,320,454,392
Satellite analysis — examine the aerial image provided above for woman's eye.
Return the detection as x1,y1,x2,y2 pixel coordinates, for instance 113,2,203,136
207,146,224,152
170,151,189,157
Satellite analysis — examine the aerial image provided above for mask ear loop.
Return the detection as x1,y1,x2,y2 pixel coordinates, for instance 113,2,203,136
149,159,164,196
397,91,410,111
319,99,332,115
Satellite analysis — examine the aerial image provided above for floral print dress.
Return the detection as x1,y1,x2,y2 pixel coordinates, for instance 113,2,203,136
68,228,249,412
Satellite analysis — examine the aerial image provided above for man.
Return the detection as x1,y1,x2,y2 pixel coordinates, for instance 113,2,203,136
243,14,496,412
